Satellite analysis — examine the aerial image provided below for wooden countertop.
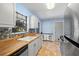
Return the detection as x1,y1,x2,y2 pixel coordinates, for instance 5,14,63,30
0,33,41,56
0,39,29,56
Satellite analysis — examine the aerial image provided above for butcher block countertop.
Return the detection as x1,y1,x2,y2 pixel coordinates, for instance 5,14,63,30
0,33,41,56
0,39,29,56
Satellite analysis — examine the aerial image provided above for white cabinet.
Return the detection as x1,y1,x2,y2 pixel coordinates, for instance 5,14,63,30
0,3,16,27
27,16,30,32
40,35,43,47
30,15,38,28
28,35,42,56
37,36,43,50
43,34,54,41
28,39,37,56
43,34,48,40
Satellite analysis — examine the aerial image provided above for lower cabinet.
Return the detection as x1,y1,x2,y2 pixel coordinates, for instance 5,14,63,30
28,35,42,56
43,34,54,41
28,40,37,56
11,35,43,56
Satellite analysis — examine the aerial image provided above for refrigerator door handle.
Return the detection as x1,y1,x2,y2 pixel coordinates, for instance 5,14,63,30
64,35,79,48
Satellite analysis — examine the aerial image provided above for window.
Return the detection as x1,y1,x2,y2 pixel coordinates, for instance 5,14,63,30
12,12,27,33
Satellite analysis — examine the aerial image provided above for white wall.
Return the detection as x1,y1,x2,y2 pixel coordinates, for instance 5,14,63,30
41,20,55,34
41,19,64,39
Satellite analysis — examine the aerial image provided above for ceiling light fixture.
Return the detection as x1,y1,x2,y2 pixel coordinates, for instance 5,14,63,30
46,3,55,9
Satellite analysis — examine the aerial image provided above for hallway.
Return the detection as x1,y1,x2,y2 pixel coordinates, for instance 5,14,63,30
37,41,61,56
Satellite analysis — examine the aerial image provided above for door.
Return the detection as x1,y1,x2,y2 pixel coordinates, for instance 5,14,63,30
55,22,64,41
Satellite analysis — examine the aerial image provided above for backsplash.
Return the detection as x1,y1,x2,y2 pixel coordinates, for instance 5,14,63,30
0,28,12,39
29,28,39,33
0,28,39,40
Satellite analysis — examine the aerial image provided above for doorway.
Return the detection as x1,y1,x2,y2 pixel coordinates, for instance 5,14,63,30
55,22,64,41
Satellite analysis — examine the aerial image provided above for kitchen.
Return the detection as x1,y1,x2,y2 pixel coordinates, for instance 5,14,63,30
0,3,79,56
0,3,63,56
0,3,43,56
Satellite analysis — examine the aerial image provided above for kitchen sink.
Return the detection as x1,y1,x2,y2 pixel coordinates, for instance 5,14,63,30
17,36,33,41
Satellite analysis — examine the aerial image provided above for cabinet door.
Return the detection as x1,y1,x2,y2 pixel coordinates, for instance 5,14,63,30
28,42,35,56
38,36,43,49
28,36,43,56
41,35,43,45
34,39,38,55
30,16,35,28
30,15,38,28
28,40,37,56
33,37,41,55
0,3,16,27
35,38,39,54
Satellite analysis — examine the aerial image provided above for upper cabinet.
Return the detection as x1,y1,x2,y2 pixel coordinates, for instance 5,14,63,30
30,15,38,28
0,3,16,27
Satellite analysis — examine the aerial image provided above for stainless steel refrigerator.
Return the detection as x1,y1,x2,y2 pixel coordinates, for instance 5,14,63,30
60,3,79,56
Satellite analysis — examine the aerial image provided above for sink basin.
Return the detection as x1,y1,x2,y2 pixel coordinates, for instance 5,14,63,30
17,36,33,41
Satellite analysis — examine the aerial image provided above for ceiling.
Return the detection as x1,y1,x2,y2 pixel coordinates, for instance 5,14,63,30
21,3,68,20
